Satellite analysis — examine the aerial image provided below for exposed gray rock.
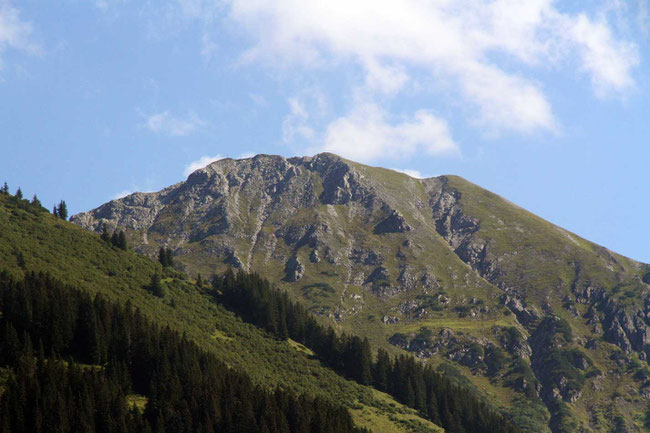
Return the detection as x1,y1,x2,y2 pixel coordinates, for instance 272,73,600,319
349,249,383,266
285,256,304,282
382,315,400,324
503,294,541,326
365,266,389,284
374,210,411,234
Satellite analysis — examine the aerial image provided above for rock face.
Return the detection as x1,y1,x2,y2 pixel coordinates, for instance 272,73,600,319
374,211,411,234
72,152,650,433
285,256,304,282
72,153,452,297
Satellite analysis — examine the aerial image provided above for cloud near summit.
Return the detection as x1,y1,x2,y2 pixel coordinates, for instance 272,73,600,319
227,0,638,141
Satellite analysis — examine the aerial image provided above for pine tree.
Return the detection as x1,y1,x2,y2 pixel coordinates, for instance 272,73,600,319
117,231,127,250
16,251,26,269
157,247,173,267
359,337,373,385
148,274,165,298
101,224,110,243
15,187,23,199
111,231,119,247
53,205,58,217
31,194,42,207
1,322,21,366
373,349,391,392
1,182,8,194
158,247,168,267
165,248,173,267
196,273,204,288
58,200,68,220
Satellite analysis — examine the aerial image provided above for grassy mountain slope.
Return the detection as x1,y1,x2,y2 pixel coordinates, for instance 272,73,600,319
0,192,443,433
70,153,650,433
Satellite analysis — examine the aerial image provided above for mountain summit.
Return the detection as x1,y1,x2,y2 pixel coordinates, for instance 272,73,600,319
72,153,650,433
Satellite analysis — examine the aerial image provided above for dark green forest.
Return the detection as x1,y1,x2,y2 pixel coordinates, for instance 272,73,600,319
0,271,368,433
0,186,523,433
213,270,522,433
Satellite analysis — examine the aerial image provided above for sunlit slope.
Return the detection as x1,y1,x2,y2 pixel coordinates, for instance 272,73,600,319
0,193,443,433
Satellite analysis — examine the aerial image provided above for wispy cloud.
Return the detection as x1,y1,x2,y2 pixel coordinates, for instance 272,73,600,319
569,13,639,96
227,0,639,133
144,111,206,136
281,89,327,143
320,103,459,163
183,152,255,177
0,1,40,69
183,154,225,177
112,189,134,200
391,168,427,179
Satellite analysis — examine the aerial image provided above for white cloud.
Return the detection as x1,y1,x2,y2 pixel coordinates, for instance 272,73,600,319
183,154,225,177
282,90,327,143
112,189,134,200
391,168,426,179
321,103,459,163
363,58,409,95
569,13,639,96
145,111,206,136
183,152,255,177
226,0,639,133
236,151,255,159
0,1,40,68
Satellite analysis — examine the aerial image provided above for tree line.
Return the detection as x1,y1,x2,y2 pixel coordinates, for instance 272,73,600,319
212,269,522,433
0,271,369,433
100,224,128,251
1,181,67,220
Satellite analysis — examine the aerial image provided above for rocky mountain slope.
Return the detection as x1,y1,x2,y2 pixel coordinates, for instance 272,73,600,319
0,185,444,433
72,153,650,433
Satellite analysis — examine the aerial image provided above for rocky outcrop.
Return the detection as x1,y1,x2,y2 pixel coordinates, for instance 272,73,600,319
365,266,389,284
284,256,304,282
374,211,411,234
502,294,541,326
428,179,501,286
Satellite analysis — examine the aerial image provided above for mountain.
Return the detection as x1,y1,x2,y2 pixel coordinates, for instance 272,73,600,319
0,189,446,433
72,153,650,433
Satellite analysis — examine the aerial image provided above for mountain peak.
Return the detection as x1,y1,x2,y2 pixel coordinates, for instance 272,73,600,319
70,152,649,433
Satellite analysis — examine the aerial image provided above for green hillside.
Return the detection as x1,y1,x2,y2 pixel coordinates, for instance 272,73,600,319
0,192,443,433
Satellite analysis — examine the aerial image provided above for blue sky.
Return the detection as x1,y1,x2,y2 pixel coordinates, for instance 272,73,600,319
0,0,648,263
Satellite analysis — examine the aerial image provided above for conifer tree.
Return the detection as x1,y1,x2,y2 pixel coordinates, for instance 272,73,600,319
158,247,168,267
101,224,110,243
373,349,391,392
1,182,8,194
117,230,128,250
52,205,58,217
148,274,165,298
111,231,119,247
16,251,25,269
359,337,373,386
157,247,173,267
31,194,41,207
15,187,23,199
58,200,68,220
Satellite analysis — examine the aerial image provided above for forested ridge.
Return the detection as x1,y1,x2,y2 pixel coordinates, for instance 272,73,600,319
0,271,368,433
0,185,517,433
213,270,522,433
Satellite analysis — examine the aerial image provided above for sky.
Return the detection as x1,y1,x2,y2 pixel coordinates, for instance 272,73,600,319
0,0,648,263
